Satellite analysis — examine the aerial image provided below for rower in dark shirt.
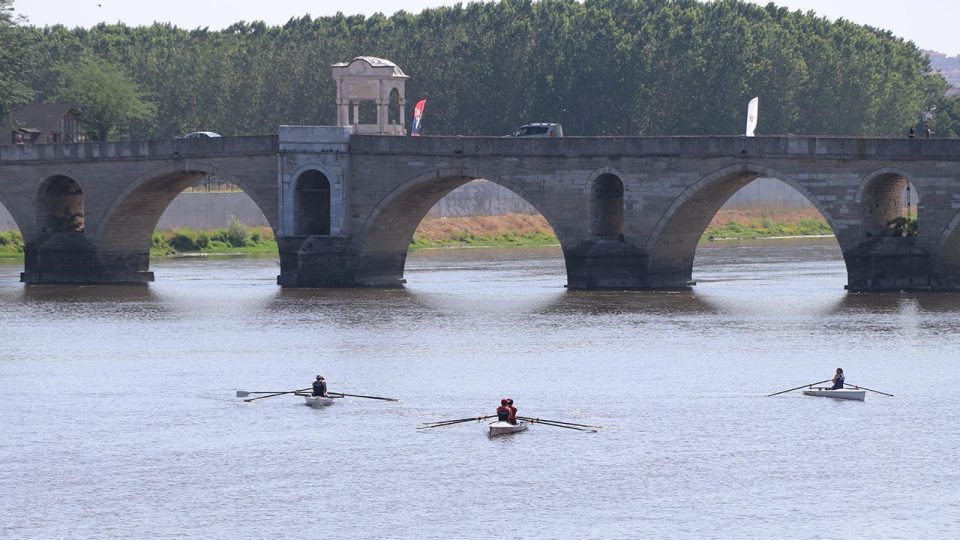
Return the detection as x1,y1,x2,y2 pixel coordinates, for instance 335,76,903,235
312,375,328,397
496,399,511,422
830,368,845,390
506,398,518,425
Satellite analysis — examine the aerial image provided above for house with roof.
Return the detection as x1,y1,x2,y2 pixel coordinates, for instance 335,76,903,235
1,103,89,145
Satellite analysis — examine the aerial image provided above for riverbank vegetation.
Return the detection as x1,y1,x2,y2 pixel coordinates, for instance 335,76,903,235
2,0,953,139
410,209,842,247
150,219,276,256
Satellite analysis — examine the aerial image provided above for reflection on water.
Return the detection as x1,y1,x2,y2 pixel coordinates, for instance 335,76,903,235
2,241,960,538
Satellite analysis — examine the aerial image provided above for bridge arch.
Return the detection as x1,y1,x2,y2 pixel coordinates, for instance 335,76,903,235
354,167,571,286
37,174,86,233
94,161,278,268
643,163,845,287
855,167,919,238
590,167,625,239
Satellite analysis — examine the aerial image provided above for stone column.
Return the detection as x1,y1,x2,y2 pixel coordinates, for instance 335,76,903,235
377,98,386,134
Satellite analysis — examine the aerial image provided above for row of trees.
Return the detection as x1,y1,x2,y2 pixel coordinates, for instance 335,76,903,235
2,0,958,140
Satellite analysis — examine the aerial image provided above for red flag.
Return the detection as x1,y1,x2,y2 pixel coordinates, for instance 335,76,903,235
411,99,427,136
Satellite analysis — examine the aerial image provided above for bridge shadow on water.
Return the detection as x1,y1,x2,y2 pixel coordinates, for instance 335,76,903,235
264,284,721,329
833,290,960,315
5,284,171,321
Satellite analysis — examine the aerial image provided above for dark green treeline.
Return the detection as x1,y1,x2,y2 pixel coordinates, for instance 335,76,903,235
11,0,948,139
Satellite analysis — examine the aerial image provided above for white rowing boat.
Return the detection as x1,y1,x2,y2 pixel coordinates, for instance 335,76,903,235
802,388,866,401
488,420,528,437
302,395,336,408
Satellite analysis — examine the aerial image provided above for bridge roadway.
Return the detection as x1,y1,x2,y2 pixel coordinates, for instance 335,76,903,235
2,127,960,291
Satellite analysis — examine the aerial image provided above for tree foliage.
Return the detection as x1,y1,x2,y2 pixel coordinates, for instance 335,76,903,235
52,57,158,140
0,0,34,120
11,0,951,139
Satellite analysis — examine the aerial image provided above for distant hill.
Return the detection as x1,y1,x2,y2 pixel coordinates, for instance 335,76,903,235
927,50,960,96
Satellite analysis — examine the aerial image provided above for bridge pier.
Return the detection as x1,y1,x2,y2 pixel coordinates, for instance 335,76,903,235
21,234,154,284
565,238,650,289
844,238,933,291
277,236,356,287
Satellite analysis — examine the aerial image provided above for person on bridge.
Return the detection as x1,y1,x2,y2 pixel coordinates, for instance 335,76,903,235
496,399,511,422
506,398,518,425
908,126,916,139
830,368,845,390
312,375,328,397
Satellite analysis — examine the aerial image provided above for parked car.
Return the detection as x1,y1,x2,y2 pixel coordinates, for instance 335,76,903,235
181,131,222,139
505,123,563,138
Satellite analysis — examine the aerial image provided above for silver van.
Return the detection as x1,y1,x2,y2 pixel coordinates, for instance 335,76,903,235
506,123,563,138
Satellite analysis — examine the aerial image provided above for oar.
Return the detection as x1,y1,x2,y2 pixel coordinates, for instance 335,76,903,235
766,379,831,397
243,387,311,402
236,390,295,397
417,415,495,429
525,419,597,433
420,415,495,427
328,391,399,402
844,383,894,397
517,416,602,429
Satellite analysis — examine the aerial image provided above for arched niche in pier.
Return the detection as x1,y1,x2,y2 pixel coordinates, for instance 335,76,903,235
858,170,919,238
591,172,624,239
294,170,331,236
38,175,85,233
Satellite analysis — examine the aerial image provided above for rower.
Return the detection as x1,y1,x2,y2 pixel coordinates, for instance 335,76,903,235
312,375,328,397
830,368,845,390
496,399,511,422
506,398,518,425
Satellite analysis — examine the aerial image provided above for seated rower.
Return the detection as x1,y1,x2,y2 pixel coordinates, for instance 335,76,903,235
496,399,511,422
312,375,328,397
830,368,844,390
506,398,518,425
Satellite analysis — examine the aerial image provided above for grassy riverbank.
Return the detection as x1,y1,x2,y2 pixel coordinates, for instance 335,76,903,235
702,207,833,240
411,209,836,248
0,208,838,259
150,221,276,256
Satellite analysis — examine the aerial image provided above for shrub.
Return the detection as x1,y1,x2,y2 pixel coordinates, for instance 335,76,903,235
224,216,250,247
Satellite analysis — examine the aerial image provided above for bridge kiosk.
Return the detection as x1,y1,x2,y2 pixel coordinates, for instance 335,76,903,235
331,56,408,136
277,57,411,286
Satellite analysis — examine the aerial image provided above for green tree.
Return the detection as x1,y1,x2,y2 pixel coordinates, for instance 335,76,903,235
0,0,33,121
52,56,157,140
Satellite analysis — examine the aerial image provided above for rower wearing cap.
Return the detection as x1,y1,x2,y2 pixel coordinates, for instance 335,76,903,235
312,375,328,397
496,399,511,422
506,398,518,425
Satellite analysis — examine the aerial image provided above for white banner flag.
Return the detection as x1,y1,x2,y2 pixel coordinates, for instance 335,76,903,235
745,97,759,137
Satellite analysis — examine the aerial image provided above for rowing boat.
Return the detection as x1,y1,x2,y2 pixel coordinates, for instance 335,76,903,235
488,420,528,437
801,388,866,401
302,395,336,408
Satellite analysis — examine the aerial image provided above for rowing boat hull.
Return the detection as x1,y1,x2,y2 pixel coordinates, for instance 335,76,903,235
303,395,336,408
802,389,866,401
488,420,528,436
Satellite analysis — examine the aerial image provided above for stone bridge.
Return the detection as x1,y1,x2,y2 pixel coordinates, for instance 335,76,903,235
3,126,960,291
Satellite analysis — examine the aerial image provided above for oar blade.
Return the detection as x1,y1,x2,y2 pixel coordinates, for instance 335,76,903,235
236,390,250,398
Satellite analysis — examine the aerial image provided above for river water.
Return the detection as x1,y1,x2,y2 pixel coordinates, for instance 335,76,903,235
1,239,958,539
